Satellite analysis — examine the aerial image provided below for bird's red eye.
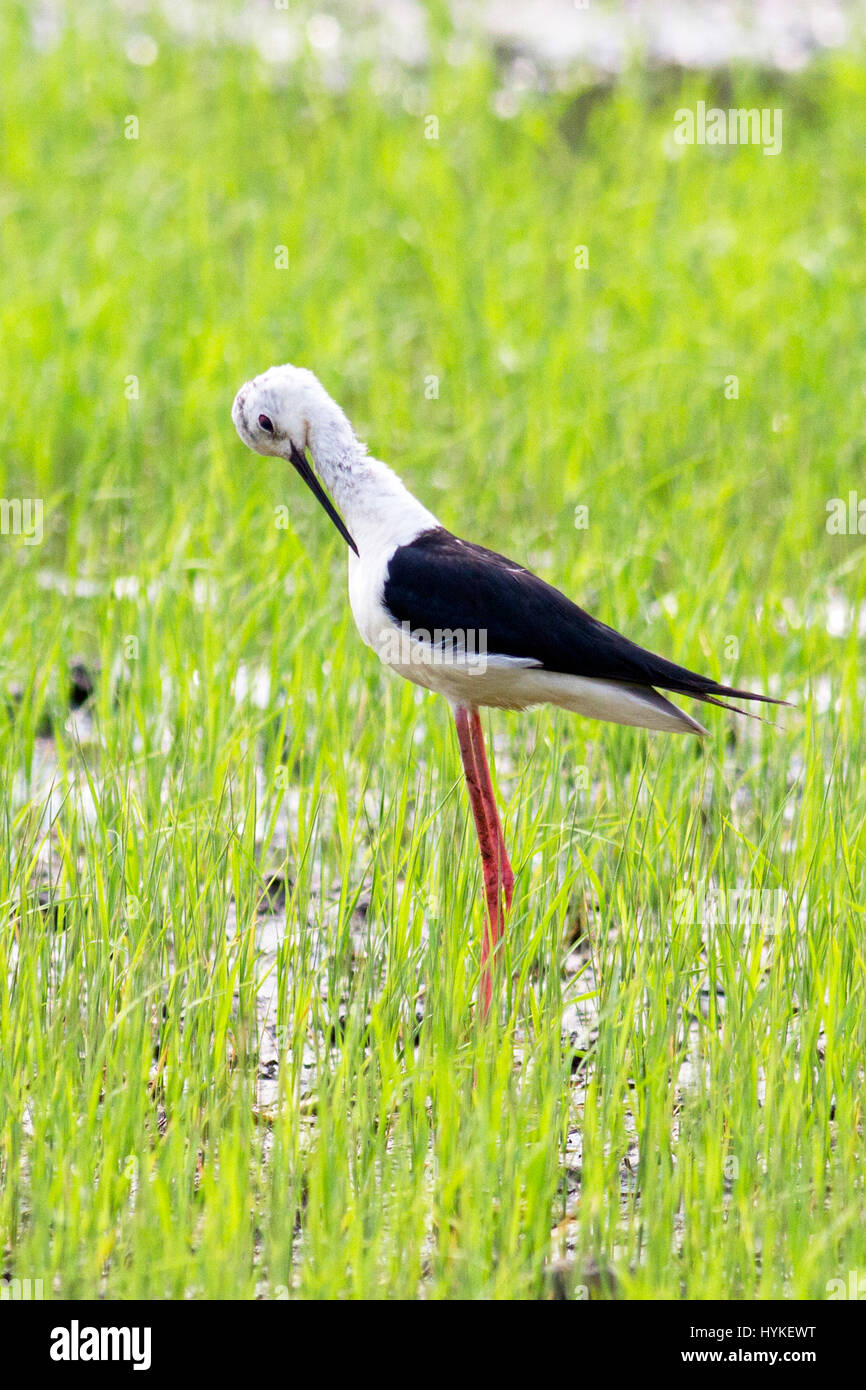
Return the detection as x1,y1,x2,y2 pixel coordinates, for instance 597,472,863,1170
258,414,274,433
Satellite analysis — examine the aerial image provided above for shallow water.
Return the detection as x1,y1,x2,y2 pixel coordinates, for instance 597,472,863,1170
35,1,866,79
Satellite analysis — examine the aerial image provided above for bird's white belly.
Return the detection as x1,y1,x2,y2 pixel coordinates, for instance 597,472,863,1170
367,626,697,731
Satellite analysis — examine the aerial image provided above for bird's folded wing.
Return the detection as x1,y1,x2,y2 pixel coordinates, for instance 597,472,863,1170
383,527,782,708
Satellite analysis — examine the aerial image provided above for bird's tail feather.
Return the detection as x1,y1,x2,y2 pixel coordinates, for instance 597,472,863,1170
665,680,791,728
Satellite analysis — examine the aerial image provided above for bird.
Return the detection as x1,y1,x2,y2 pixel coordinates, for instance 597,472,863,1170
232,364,786,1017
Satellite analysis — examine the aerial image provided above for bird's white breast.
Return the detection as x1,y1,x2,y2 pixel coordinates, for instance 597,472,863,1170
345,493,437,656
347,544,393,653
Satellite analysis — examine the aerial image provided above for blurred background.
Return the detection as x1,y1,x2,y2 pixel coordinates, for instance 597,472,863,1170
3,0,863,731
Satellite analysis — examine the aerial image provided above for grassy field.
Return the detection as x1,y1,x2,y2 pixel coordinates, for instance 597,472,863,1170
1,2,865,1299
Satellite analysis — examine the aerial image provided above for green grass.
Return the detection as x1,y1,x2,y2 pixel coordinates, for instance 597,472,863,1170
1,1,865,1299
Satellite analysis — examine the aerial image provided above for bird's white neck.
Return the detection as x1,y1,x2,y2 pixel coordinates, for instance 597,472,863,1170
307,413,438,555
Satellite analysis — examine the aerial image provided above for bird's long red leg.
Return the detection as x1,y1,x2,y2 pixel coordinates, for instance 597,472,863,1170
454,705,512,1016
469,708,514,914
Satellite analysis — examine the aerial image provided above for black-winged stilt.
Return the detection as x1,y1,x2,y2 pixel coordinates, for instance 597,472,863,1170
232,364,785,1016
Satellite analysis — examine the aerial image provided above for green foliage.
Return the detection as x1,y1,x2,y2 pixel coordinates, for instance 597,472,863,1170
0,4,864,1298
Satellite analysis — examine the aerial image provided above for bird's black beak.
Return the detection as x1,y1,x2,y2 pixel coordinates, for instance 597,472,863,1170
289,444,358,556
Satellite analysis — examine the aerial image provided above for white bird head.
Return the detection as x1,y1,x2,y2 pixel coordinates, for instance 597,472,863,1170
232,363,335,458
232,363,360,553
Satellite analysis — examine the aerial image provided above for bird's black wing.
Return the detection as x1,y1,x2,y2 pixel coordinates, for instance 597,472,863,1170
383,527,784,710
